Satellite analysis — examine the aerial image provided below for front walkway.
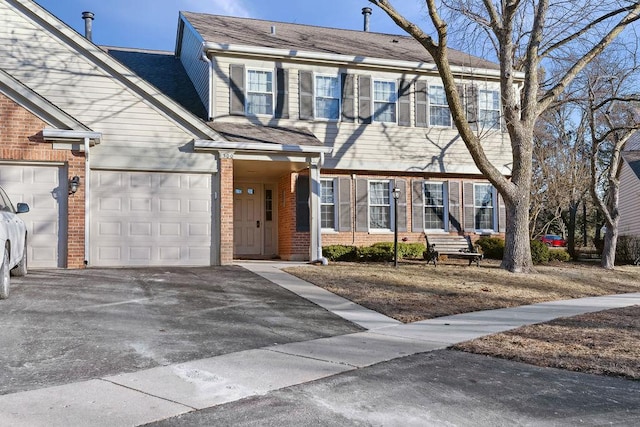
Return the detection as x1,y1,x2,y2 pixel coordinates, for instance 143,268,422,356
1,262,638,426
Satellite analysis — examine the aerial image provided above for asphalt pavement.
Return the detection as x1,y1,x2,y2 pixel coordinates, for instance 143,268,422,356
0,262,638,426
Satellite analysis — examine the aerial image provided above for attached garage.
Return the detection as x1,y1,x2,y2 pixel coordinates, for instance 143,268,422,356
0,163,67,268
90,170,214,267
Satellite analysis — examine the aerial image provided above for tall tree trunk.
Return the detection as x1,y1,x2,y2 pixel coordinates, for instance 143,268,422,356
501,192,534,272
567,201,578,259
601,223,618,269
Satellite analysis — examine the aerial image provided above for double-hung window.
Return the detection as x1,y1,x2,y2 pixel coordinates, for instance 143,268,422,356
478,90,500,129
320,179,336,229
373,80,397,123
424,182,446,230
315,75,340,120
474,183,495,230
429,85,451,127
369,181,391,230
247,70,273,115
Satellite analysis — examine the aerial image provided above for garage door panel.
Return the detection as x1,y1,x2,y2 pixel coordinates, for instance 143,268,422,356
0,164,66,268
91,170,213,266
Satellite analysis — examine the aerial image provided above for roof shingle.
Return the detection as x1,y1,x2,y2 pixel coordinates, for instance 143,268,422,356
181,12,499,70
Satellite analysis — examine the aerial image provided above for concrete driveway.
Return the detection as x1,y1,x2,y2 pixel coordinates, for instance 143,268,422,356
0,266,362,395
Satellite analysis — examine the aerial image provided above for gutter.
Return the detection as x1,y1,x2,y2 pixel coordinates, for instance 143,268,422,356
194,140,333,155
203,42,525,80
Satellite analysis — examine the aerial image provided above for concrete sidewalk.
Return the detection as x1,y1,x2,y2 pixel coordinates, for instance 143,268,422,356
1,263,638,426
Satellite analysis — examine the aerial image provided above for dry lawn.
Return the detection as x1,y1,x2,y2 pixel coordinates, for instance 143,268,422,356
285,260,640,380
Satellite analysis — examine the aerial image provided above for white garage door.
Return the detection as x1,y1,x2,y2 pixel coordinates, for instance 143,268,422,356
91,170,213,266
0,164,67,268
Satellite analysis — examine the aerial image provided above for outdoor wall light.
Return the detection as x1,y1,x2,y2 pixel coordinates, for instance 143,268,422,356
68,176,80,195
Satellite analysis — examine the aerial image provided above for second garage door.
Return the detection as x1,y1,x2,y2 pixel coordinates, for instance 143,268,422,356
90,170,213,266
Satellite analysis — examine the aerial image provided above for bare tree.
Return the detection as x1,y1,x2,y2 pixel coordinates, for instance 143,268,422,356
532,97,590,258
580,56,640,268
369,0,640,272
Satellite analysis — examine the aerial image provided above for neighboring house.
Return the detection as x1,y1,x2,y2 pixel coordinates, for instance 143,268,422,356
618,132,640,237
0,0,511,269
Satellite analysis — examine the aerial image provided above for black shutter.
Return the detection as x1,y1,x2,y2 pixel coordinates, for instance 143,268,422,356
299,71,314,120
337,178,352,231
355,178,369,232
415,81,428,128
463,182,475,232
394,179,407,232
448,180,462,232
358,75,372,124
296,175,310,232
275,68,289,119
230,64,245,116
341,74,355,123
411,179,425,232
398,79,411,127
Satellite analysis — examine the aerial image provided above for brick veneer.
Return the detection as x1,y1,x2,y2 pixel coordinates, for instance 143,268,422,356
0,93,86,268
278,172,310,261
219,156,234,264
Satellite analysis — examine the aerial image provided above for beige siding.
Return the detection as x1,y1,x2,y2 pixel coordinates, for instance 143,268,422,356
0,2,215,173
179,22,210,116
210,55,511,174
618,161,640,237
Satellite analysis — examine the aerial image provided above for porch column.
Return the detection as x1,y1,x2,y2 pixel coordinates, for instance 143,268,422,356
309,158,322,262
219,151,234,265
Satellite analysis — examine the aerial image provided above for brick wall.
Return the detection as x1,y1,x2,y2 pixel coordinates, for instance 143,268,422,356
277,172,310,261
219,156,234,264
0,93,86,268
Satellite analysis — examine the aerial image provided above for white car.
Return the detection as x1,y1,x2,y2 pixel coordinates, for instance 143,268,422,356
0,185,29,299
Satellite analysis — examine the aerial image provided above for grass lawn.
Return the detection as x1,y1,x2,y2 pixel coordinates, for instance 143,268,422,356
285,260,640,380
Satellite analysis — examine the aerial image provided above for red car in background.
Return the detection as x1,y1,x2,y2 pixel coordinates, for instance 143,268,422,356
539,234,567,247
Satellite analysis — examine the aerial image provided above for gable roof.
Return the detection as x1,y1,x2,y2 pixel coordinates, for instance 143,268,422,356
105,47,208,120
180,12,500,71
2,0,221,142
0,68,90,131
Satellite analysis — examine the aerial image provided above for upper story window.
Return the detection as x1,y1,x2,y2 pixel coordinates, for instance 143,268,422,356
247,69,273,116
474,183,495,230
478,90,500,129
429,85,451,127
320,179,336,229
315,75,340,120
373,80,397,123
369,180,391,229
424,182,446,230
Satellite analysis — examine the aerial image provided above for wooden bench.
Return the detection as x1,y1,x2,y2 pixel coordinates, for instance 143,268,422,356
425,234,483,266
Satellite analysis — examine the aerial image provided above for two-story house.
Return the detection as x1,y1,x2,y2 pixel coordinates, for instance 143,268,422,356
168,11,511,262
1,0,510,268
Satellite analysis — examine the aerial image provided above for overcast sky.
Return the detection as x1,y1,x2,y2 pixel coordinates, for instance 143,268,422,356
33,0,427,51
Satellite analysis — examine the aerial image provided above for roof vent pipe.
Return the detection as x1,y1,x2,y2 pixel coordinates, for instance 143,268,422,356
362,7,372,32
271,25,276,35
82,11,94,41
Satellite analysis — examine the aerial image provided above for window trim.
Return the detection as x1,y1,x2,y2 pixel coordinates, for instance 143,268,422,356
320,178,337,231
246,68,275,117
428,85,452,128
473,183,497,232
478,89,500,130
368,179,393,231
314,74,341,121
423,181,448,231
372,79,398,124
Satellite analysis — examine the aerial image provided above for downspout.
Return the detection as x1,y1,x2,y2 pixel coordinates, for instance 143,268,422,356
84,137,90,266
311,152,327,264
201,48,214,120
